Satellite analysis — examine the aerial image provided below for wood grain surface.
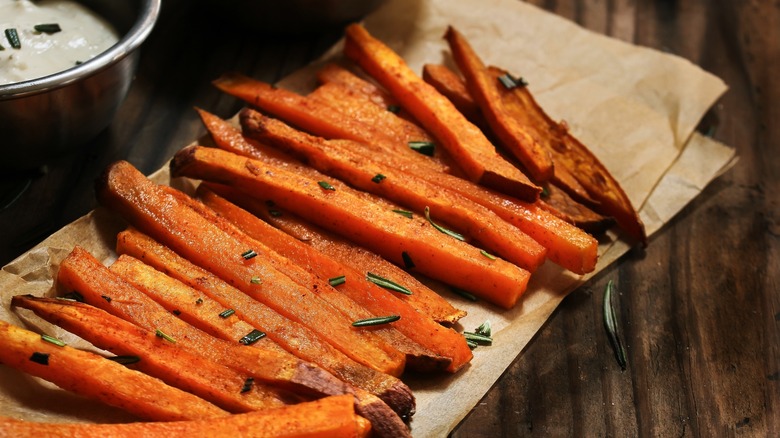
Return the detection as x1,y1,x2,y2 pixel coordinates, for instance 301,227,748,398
1,1,777,436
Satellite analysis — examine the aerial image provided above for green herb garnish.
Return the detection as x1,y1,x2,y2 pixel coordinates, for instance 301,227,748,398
239,329,266,345
241,249,258,259
466,339,478,349
219,309,236,318
480,250,496,260
241,377,254,393
101,295,112,303
498,73,528,89
33,23,62,34
317,181,336,191
195,298,204,305
424,206,465,241
352,315,401,327
268,208,282,217
463,331,492,345
387,104,401,113
408,141,435,156
41,334,65,347
603,280,627,370
392,209,413,219
250,276,263,285
451,287,478,302
366,272,412,295
475,320,492,337
329,275,346,287
5,28,21,49
371,174,386,183
155,329,176,343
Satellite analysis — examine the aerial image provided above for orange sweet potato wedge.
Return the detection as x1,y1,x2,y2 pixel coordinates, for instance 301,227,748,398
422,63,483,127
538,185,615,234
240,109,547,272
198,185,474,373
170,146,532,309
0,319,228,421
13,295,298,413
342,23,541,202
0,394,369,438
57,244,350,399
212,73,450,173
444,26,554,182
196,109,465,322
96,161,406,378
115,227,415,423
315,62,398,110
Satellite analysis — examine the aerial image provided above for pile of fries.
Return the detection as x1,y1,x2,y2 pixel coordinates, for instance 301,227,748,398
1,25,644,437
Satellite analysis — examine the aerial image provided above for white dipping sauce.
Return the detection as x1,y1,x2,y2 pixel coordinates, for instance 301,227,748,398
0,0,118,85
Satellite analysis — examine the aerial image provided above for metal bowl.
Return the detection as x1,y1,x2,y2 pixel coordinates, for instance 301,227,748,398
0,0,161,169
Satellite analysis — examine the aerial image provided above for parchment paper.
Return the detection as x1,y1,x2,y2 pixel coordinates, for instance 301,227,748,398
0,0,736,435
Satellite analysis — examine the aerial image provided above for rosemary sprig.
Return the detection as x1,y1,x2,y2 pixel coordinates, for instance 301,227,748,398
450,287,478,302
366,272,412,295
497,72,528,89
392,209,413,219
328,275,346,287
424,206,465,241
475,320,492,337
603,280,627,370
155,329,176,343
352,315,401,327
463,331,492,346
41,334,66,347
480,250,496,260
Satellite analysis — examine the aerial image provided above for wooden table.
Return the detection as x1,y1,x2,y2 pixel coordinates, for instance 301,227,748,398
1,1,777,436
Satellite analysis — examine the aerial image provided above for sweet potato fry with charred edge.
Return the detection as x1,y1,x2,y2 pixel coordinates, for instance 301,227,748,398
212,73,451,174
162,187,438,371
170,146,531,309
316,63,398,110
13,295,299,413
422,63,483,128
0,319,228,421
342,23,541,202
444,26,554,183
108,252,409,438
0,394,369,438
197,185,473,373
240,109,547,273
115,227,415,425
196,109,464,323
96,161,406,378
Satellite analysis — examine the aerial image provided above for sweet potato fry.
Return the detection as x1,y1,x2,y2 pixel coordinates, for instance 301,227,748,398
422,63,483,127
538,185,615,234
115,227,416,422
212,73,450,173
444,26,554,182
0,395,369,438
196,110,464,322
170,146,531,309
165,187,444,373
240,108,547,272
342,23,541,202
197,185,474,373
315,62,397,109
96,161,405,377
0,319,228,421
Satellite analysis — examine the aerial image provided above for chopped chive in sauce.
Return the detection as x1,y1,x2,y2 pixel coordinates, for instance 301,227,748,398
5,28,21,49
352,315,401,327
33,23,62,34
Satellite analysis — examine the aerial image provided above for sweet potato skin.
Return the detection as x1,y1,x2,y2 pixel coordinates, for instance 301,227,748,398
0,318,228,422
342,23,541,202
0,395,369,438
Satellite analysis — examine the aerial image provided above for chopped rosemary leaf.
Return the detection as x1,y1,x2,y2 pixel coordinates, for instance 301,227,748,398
219,309,236,318
328,275,346,287
451,287,478,302
366,272,412,295
480,250,496,260
241,249,258,259
466,339,478,350
424,206,465,241
475,320,492,337
498,72,528,89
392,209,413,219
371,173,386,183
352,315,401,327
250,276,263,285
155,329,176,343
41,334,65,347
239,329,266,345
29,352,49,365
387,104,401,113
463,331,492,345
5,28,21,49
317,181,336,191
108,355,141,365
603,280,627,370
408,141,435,156
33,23,62,33
101,295,112,303
401,251,415,269
241,377,254,393
195,298,204,305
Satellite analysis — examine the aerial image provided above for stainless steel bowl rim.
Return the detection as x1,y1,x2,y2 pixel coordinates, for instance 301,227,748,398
0,0,161,101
